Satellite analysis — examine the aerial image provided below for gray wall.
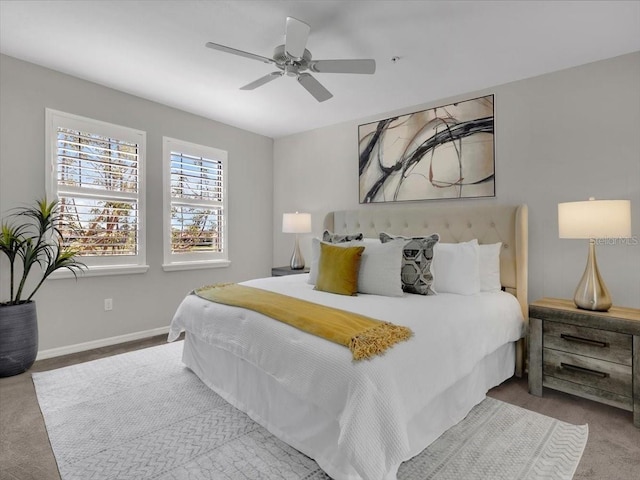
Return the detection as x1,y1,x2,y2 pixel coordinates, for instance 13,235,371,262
273,52,640,309
0,54,274,352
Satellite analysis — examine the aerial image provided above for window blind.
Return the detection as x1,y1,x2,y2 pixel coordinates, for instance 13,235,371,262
55,128,140,256
169,151,224,254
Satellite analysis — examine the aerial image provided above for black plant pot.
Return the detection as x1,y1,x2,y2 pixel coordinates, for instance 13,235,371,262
0,302,38,377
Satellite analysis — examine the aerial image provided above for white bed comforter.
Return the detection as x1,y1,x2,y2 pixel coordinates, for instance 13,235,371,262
168,274,524,480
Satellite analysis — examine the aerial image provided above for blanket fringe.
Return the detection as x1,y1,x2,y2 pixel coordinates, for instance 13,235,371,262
350,323,413,360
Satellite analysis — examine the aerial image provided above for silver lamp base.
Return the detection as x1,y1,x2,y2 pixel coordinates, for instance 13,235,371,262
289,235,305,270
573,239,612,312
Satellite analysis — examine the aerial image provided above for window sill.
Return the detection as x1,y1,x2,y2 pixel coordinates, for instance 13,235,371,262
47,264,150,280
162,260,231,272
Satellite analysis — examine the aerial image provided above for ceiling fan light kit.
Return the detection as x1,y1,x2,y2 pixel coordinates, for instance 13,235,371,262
205,16,376,102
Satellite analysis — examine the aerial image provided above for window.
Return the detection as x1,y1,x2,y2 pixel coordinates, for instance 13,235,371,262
45,109,148,276
162,137,229,270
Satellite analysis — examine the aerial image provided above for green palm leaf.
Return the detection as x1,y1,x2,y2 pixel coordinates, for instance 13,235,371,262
1,198,85,304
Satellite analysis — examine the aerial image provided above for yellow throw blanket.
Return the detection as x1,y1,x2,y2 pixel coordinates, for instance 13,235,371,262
193,283,413,361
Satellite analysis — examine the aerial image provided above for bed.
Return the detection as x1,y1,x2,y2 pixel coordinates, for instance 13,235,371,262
168,203,529,480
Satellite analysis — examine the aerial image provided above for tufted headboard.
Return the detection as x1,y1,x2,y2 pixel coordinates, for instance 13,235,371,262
323,204,529,373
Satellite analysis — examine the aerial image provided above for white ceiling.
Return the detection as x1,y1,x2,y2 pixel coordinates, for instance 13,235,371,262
1,1,639,138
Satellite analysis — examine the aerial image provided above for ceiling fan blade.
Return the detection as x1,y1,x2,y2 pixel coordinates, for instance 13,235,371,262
205,42,275,65
240,72,283,90
297,73,333,102
309,59,376,74
285,17,310,59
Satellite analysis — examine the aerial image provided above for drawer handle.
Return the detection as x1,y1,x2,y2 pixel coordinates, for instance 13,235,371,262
560,334,607,348
560,362,608,378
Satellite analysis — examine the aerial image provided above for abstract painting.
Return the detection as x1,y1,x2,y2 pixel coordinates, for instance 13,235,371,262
358,95,495,203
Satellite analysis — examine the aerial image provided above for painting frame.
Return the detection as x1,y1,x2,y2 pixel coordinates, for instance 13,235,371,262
358,94,495,204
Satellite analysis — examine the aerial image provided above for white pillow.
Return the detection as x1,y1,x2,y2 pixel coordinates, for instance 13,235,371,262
479,242,502,292
308,237,404,297
356,239,404,297
432,239,481,295
307,237,323,285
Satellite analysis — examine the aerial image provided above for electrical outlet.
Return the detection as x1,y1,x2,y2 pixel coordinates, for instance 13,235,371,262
104,298,113,311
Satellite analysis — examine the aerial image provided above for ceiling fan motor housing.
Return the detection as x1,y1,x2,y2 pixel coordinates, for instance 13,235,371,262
273,44,312,76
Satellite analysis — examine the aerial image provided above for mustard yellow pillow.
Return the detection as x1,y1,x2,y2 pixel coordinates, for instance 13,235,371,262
315,242,365,296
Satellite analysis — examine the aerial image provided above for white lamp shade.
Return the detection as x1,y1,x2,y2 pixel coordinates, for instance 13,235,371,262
282,212,311,233
558,199,631,239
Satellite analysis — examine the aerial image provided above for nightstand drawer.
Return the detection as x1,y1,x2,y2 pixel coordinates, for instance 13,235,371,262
543,322,632,366
543,348,632,397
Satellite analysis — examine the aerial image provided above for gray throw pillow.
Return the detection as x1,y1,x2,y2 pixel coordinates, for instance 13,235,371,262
380,232,440,295
322,230,364,243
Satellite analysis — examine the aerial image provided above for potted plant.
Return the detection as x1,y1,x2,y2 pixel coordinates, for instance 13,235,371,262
0,198,84,377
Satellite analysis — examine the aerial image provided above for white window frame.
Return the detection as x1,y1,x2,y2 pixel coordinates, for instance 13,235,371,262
162,137,229,271
45,109,148,278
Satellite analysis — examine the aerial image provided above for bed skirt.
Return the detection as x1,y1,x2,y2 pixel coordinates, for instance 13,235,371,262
181,333,515,480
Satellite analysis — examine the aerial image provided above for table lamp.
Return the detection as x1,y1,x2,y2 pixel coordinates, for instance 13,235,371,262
558,198,631,311
283,212,311,269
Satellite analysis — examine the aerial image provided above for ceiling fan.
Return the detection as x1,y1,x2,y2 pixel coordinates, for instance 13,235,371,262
205,17,376,102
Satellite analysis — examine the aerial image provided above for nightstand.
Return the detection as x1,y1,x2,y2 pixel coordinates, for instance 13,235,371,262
271,266,310,277
528,298,640,427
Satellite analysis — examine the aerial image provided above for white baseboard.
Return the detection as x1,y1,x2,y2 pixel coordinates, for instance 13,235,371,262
36,326,171,361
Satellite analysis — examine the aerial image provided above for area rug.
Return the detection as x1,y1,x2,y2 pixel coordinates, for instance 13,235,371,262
33,342,588,480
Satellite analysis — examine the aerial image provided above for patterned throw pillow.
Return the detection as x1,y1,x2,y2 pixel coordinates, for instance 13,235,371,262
380,232,440,295
322,230,364,243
